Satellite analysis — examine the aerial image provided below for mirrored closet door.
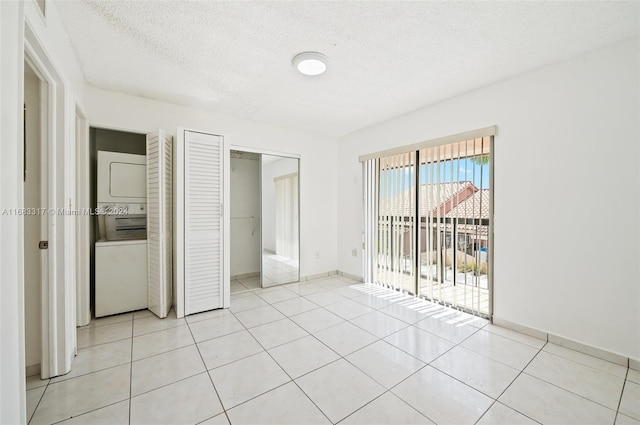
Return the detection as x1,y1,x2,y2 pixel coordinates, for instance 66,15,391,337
260,154,300,287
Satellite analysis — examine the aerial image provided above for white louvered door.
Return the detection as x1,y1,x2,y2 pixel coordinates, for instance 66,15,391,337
147,130,173,318
179,129,224,315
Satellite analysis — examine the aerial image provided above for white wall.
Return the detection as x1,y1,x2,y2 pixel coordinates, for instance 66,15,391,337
338,38,640,359
85,86,339,278
1,2,27,422
230,156,261,276
24,64,42,372
22,0,88,380
24,0,85,102
1,0,89,418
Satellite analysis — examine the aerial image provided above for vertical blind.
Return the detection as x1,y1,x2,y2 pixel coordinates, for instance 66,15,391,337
362,128,494,317
275,173,299,261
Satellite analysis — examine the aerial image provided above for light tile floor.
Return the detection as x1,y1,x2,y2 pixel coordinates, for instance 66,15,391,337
27,276,639,425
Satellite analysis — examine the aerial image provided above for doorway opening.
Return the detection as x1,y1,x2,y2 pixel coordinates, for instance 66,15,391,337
22,21,76,383
230,150,262,291
89,127,148,318
23,59,47,380
229,149,300,293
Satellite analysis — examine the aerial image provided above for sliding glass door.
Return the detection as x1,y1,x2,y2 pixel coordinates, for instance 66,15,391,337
417,137,492,316
364,135,493,317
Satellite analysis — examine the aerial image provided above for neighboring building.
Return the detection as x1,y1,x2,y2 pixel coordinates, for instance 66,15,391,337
378,181,489,257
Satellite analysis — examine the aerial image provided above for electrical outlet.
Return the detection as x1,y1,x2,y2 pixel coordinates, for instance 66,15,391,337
315,251,320,259
351,249,358,257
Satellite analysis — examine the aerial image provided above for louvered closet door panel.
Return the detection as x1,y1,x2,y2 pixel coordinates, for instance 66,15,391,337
163,134,173,317
184,131,223,315
147,130,173,319
147,135,161,315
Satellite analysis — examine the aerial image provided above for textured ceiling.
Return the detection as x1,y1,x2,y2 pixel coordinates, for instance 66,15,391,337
55,1,639,137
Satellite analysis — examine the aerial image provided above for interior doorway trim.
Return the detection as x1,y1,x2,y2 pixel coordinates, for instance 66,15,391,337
77,124,147,326
228,145,300,160
75,104,90,326
24,20,75,379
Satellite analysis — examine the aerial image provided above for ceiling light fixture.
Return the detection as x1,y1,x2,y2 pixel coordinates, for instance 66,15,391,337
293,52,328,76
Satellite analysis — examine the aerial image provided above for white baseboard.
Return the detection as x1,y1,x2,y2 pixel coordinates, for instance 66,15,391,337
231,271,260,280
493,316,631,368
300,270,364,282
300,270,338,281
338,270,364,282
26,363,41,378
492,317,548,341
547,333,628,367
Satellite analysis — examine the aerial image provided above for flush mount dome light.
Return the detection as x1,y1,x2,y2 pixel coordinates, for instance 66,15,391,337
293,52,328,76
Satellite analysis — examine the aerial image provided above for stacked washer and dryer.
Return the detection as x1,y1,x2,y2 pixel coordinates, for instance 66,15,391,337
95,151,148,317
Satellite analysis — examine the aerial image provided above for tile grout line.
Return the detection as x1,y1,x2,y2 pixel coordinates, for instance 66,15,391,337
76,335,132,351
281,281,493,420
31,316,134,424
62,278,628,425
480,326,547,349
185,312,232,425
77,312,184,351
296,282,441,423
366,321,485,425
33,316,135,425
49,279,347,424
613,368,630,425
271,310,397,424
539,346,629,379
26,378,50,424
224,307,335,424
517,369,625,413
456,329,546,371
472,340,549,425
337,350,433,424
48,400,129,425
335,388,432,425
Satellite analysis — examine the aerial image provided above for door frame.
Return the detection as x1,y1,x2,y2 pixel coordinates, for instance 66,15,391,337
23,51,51,379
78,124,148,324
74,124,147,326
75,105,90,326
24,20,75,379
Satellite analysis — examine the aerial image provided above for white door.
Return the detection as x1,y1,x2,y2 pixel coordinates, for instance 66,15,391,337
175,129,225,317
147,130,172,318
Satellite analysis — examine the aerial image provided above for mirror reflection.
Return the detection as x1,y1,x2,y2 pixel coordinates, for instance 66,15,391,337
261,155,299,287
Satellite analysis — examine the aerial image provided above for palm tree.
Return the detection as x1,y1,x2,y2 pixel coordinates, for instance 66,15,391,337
469,155,490,165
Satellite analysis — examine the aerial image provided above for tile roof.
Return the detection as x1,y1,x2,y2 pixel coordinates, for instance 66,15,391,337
378,182,490,238
442,189,490,237
445,189,490,220
379,181,475,217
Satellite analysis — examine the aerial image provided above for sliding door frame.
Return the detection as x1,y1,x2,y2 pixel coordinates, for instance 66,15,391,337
361,127,496,319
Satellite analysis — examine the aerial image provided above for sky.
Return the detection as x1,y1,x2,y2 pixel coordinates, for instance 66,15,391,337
420,157,490,189
380,156,491,196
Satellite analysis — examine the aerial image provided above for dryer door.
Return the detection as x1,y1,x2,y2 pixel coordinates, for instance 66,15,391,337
97,151,146,203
